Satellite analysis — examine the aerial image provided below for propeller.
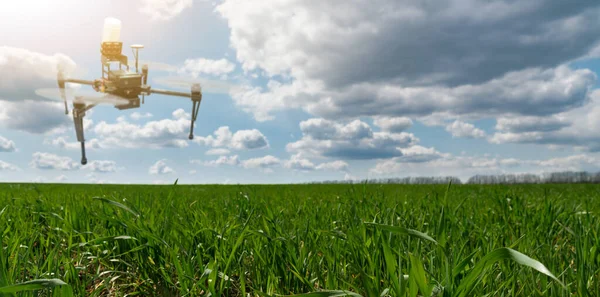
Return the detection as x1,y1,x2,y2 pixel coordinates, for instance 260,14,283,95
152,76,235,94
35,88,130,106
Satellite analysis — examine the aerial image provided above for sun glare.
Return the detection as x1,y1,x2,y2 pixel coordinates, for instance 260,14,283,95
0,0,62,21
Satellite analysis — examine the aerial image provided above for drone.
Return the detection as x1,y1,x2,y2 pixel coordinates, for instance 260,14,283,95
38,17,203,165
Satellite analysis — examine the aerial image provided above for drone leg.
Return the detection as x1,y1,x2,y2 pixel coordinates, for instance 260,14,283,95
80,142,87,166
188,100,201,140
73,107,87,165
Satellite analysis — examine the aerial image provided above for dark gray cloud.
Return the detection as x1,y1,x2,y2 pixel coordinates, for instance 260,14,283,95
219,1,600,127
309,66,596,119
218,1,600,88
489,90,600,151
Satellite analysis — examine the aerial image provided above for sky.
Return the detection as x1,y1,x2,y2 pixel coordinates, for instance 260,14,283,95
2,0,600,184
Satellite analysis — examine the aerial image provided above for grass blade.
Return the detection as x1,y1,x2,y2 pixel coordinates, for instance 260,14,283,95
277,290,363,297
93,197,140,217
456,247,566,297
0,279,69,294
364,222,438,245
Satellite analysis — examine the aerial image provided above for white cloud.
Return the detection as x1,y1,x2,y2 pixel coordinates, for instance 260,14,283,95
0,136,16,152
195,126,269,150
86,173,107,184
45,136,102,150
195,155,240,167
344,173,359,181
86,160,120,173
149,159,174,175
94,109,190,149
316,160,349,171
228,79,322,122
206,148,231,155
0,160,18,171
287,118,417,160
139,0,194,21
284,154,350,172
30,152,79,171
179,58,236,78
241,155,280,171
130,112,153,120
374,117,413,133
371,154,509,181
396,146,449,163
55,175,67,182
284,155,316,171
0,46,76,99
534,154,600,172
445,120,486,139
495,116,570,133
0,100,71,134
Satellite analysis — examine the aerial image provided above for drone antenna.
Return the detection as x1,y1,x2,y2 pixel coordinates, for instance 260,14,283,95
131,45,144,73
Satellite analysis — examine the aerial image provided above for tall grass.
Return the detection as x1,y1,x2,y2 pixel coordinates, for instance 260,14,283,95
0,183,597,296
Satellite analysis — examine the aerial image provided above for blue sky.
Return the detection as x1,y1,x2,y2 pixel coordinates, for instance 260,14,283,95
2,0,600,184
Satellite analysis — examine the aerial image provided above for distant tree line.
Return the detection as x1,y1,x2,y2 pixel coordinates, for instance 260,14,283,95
307,176,462,185
307,171,600,185
466,171,600,184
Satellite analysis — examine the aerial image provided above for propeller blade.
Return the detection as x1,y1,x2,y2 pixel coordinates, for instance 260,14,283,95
35,88,129,105
152,76,235,94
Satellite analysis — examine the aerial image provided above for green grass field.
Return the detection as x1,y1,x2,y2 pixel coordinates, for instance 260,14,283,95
0,182,598,296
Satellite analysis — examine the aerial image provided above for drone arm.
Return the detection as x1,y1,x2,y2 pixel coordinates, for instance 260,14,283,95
64,78,95,86
148,88,191,98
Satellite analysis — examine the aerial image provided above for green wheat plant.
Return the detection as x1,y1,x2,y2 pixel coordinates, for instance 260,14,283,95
0,182,597,296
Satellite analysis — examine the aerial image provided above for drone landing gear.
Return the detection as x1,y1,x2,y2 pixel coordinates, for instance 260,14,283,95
73,100,95,165
189,99,201,140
